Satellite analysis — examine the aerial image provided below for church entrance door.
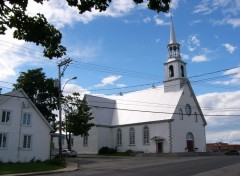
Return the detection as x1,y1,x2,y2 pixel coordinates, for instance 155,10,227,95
157,143,163,153
186,132,194,152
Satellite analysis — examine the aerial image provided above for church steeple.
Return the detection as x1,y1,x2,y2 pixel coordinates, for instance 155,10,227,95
170,19,177,44
163,18,187,92
168,19,181,59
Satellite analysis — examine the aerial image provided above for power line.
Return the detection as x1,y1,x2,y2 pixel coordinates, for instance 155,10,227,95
1,94,240,116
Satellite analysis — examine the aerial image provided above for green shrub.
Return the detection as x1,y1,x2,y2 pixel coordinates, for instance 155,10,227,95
98,147,117,154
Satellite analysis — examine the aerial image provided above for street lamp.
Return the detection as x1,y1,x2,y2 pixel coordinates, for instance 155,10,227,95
62,77,77,91
58,76,77,158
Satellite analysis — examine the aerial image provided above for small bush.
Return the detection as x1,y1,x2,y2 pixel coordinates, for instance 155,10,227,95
126,150,134,155
98,147,117,155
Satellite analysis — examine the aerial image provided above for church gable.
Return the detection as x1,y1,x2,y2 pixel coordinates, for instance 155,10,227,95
173,83,206,125
85,94,116,126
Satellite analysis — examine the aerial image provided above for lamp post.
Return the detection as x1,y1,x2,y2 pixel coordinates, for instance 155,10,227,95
57,58,74,158
58,76,77,158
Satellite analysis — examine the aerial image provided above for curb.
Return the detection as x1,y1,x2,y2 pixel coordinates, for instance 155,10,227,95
3,162,78,176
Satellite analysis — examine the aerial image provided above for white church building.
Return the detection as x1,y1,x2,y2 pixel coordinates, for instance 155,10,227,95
72,20,207,154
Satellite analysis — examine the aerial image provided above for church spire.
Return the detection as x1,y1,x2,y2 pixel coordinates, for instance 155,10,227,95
169,18,177,44
167,17,181,59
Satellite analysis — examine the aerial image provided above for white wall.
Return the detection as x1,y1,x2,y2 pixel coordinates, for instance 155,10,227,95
0,92,51,163
72,126,99,154
171,85,206,153
112,122,170,153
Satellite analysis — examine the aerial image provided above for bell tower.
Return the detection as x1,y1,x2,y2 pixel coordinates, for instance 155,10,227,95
164,18,188,92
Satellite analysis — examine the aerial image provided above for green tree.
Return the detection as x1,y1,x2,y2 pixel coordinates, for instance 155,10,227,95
63,92,94,149
13,68,59,128
0,0,170,59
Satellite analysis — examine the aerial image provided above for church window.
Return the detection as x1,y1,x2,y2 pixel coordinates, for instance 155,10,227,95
185,104,192,116
194,112,198,122
169,65,174,77
143,126,149,145
129,127,135,145
179,109,183,120
116,128,122,146
181,65,184,77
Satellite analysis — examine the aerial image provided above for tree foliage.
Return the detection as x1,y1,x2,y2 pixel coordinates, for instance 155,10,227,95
63,92,94,149
13,68,59,127
0,0,171,59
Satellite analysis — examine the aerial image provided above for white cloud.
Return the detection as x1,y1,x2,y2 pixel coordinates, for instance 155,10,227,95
0,29,49,81
170,0,180,10
193,0,239,15
181,53,189,60
187,35,200,51
223,43,237,54
226,18,240,28
117,84,127,88
62,83,90,99
143,17,151,23
207,130,240,144
193,1,217,15
154,15,169,26
211,67,240,85
197,90,240,143
94,75,122,87
68,40,102,62
27,0,136,28
192,55,208,63
194,0,240,28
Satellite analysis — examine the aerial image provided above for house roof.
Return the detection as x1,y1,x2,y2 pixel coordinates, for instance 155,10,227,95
0,89,54,131
85,85,183,126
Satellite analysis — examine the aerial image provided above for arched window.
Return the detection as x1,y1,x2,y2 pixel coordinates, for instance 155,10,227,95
179,109,183,120
169,65,174,77
181,65,184,77
143,126,149,145
116,128,122,146
129,127,135,145
194,112,198,122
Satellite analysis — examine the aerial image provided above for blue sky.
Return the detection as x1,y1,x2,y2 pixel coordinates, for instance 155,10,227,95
0,0,240,144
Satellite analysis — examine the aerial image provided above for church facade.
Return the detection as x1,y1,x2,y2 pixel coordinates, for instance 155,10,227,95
72,20,207,154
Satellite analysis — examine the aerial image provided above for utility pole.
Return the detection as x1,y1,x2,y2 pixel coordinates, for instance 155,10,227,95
58,58,72,158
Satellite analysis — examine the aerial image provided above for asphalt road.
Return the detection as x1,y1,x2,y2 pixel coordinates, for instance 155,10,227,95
38,156,240,176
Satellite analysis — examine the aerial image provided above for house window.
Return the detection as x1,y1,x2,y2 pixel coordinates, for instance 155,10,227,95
0,133,7,149
1,110,11,124
23,135,32,149
169,65,174,77
129,127,135,145
83,135,88,146
194,112,198,122
179,109,183,120
143,126,149,145
22,113,31,126
116,128,122,146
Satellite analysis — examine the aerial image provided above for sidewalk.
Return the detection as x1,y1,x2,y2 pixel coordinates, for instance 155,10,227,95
4,162,78,176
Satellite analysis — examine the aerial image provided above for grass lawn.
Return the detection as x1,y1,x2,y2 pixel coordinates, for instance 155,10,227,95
0,159,66,175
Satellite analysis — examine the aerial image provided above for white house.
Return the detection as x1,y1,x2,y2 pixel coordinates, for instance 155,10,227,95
0,89,53,163
71,20,207,154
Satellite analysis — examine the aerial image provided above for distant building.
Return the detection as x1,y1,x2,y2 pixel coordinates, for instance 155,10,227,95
71,19,207,154
207,142,240,152
0,89,53,162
